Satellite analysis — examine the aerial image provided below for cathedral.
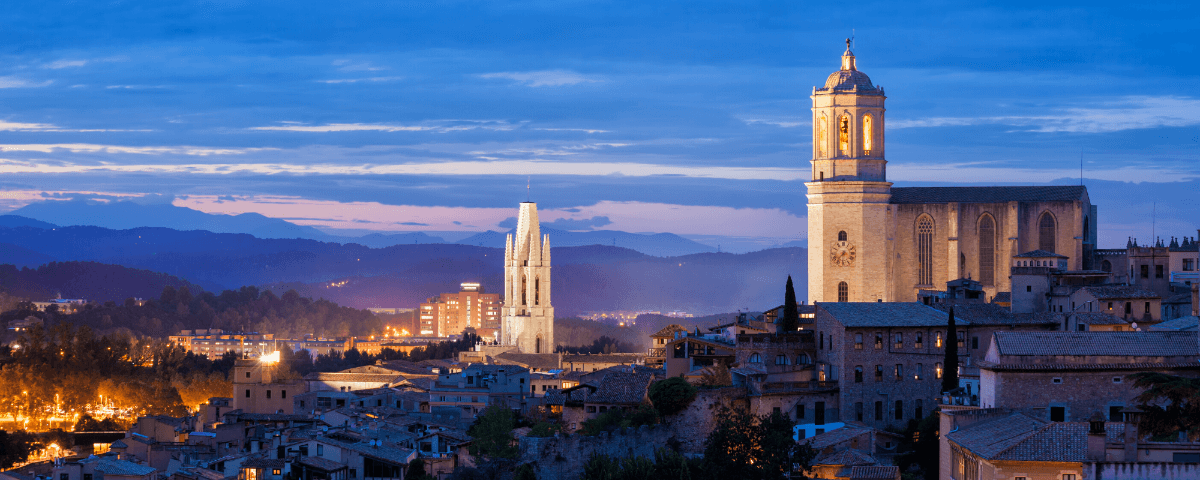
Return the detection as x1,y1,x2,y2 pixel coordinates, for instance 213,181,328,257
500,202,555,353
806,42,1097,303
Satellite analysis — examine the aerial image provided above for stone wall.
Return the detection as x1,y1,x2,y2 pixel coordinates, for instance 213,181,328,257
1093,462,1200,480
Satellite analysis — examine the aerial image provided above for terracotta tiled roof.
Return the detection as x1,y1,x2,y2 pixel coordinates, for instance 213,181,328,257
495,352,561,370
1071,312,1129,326
93,458,157,476
805,425,871,451
949,414,1128,463
814,448,875,467
1149,316,1199,331
303,372,405,384
562,354,643,364
990,292,1011,304
849,466,900,480
820,302,955,328
1080,285,1160,300
992,331,1197,357
650,324,690,338
889,186,1087,204
931,304,1018,325
297,456,346,472
552,371,654,406
978,361,1200,371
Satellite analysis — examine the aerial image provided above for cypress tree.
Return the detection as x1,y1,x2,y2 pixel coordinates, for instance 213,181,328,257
942,307,960,393
780,275,800,332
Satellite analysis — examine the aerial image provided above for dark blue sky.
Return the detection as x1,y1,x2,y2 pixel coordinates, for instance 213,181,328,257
1,0,1197,251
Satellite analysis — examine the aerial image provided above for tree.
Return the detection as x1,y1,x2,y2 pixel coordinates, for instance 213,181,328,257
513,464,538,480
649,377,697,417
467,406,518,459
581,453,621,480
942,307,959,393
0,430,39,469
407,458,432,480
698,363,732,387
703,407,815,480
779,276,800,332
1128,372,1200,440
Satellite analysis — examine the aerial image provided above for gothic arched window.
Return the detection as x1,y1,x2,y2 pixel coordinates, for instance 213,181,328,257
797,354,811,365
1101,260,1112,272
862,114,873,153
838,230,847,242
535,336,542,354
749,353,761,363
837,282,848,302
838,115,850,155
917,215,935,286
534,277,540,305
979,214,995,286
1038,212,1056,253
817,114,828,157
521,276,527,305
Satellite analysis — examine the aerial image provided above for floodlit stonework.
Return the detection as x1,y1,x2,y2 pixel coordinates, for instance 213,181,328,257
806,42,1097,303
501,202,555,353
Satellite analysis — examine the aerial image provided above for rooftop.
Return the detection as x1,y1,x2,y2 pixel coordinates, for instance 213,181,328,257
992,331,1198,357
889,185,1088,204
1079,285,1160,300
1013,250,1068,259
1149,316,1199,331
819,302,955,328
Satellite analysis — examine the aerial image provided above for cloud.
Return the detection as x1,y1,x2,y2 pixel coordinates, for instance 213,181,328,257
479,70,601,87
249,120,518,133
0,144,274,155
890,96,1200,133
0,122,148,133
397,221,429,226
741,117,806,128
317,76,404,84
0,77,52,88
535,127,611,134
545,215,612,231
44,60,88,69
497,217,518,229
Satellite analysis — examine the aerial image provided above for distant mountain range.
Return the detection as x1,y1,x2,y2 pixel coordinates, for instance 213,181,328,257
0,217,807,315
6,200,718,256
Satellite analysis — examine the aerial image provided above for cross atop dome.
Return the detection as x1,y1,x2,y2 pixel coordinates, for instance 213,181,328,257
842,38,857,71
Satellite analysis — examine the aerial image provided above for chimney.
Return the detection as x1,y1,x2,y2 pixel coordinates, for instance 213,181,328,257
1121,407,1143,462
1086,412,1106,462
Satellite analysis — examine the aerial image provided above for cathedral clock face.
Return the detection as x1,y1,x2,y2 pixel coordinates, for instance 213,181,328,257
830,241,856,267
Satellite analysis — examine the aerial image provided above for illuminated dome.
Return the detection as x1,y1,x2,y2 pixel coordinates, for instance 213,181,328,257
819,40,881,94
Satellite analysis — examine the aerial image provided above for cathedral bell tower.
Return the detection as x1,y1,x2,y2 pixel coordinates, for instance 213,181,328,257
806,40,893,303
501,202,554,353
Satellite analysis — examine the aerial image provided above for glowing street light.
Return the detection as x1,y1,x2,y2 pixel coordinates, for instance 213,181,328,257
260,351,281,364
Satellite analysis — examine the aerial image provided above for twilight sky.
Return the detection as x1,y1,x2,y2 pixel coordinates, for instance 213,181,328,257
1,1,1198,251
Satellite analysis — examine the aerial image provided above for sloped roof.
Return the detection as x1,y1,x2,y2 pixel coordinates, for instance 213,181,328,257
990,292,1011,304
93,458,157,476
550,371,654,406
947,413,1091,463
303,372,405,384
890,186,1088,204
495,352,561,370
849,466,900,480
931,304,1017,325
297,456,346,472
562,354,644,364
992,331,1197,357
814,448,875,467
1072,312,1129,326
650,324,690,338
806,425,872,450
1013,250,1068,259
1165,292,1195,305
819,302,955,328
1080,285,1160,300
1149,316,1199,331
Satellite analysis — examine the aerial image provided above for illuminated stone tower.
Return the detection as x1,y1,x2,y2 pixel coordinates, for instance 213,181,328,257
806,40,894,303
501,202,554,353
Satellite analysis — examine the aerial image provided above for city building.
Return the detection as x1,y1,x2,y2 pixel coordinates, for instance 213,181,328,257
418,283,500,339
170,330,277,360
427,364,530,418
805,42,1098,304
500,202,554,353
232,357,306,415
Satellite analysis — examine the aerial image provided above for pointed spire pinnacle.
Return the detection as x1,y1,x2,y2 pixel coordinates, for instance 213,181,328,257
841,39,856,71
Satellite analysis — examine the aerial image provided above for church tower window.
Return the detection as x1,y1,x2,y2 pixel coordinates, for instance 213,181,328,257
979,214,995,286
817,115,828,158
1038,212,1056,253
917,216,934,286
837,282,848,302
862,114,873,154
838,115,850,155
521,276,527,305
534,277,540,305
838,231,847,242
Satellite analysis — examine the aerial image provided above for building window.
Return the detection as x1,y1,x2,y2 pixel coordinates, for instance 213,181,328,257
936,362,943,379
819,332,824,350
855,402,863,421
855,333,863,349
894,364,903,381
749,353,761,363
893,333,903,349
1038,212,1056,253
775,355,790,365
915,333,923,349
1141,265,1149,278
862,114,873,153
796,404,805,419
245,389,251,398
317,445,324,455
917,215,934,285
838,282,848,302
874,401,883,421
1145,302,1151,314
1050,406,1066,422
956,332,964,348
281,390,286,398
1156,265,1164,278
265,390,271,399
1063,474,1076,480
273,470,281,476
935,332,943,348
1112,376,1123,384
916,363,923,380
979,214,995,285
1185,259,1196,271
854,366,863,383
875,365,883,382
838,230,847,242
817,114,828,157
875,333,883,349
915,399,923,419
1109,405,1123,421
796,354,811,364
1052,377,1063,384
895,400,903,420
972,337,979,349
839,115,850,155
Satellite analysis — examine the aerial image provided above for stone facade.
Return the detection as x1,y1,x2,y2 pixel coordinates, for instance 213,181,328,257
804,44,1098,304
501,202,554,353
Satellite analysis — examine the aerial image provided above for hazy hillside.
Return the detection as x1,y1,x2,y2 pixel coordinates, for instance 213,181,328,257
0,261,202,303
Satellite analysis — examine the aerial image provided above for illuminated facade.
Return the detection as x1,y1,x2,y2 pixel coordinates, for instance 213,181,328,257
501,202,554,353
806,42,1097,303
419,283,501,338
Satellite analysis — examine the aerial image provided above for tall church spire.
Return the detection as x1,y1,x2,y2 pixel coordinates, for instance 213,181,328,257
501,202,554,353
